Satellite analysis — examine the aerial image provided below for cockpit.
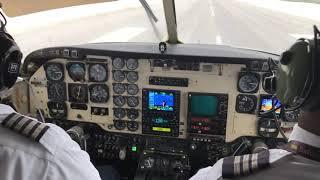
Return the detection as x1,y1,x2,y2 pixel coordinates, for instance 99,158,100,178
1,0,318,179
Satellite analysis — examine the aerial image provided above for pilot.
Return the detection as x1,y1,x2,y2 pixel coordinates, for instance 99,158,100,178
191,28,320,180
0,10,102,180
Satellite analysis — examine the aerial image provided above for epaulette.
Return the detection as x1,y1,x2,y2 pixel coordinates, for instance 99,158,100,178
1,113,50,142
222,150,270,178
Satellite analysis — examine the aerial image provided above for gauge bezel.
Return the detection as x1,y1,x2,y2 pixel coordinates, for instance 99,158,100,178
127,84,139,95
126,71,139,83
68,83,89,103
127,121,139,132
113,83,126,94
47,82,66,101
44,63,64,81
126,58,139,70
235,94,257,114
89,84,109,103
88,63,108,82
113,95,126,107
113,70,126,82
127,96,139,107
237,72,260,93
113,108,126,119
66,62,86,82
112,57,125,69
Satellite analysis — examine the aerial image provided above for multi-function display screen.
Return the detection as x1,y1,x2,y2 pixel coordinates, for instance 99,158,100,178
259,96,281,115
148,91,174,111
190,95,218,117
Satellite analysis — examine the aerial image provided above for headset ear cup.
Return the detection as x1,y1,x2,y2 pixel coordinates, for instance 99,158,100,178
3,50,22,88
0,30,22,90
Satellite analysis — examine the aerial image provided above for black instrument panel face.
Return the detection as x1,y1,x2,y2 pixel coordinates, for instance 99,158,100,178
187,92,228,136
235,94,257,114
237,72,260,93
89,63,108,82
47,82,66,101
68,83,89,103
44,63,64,81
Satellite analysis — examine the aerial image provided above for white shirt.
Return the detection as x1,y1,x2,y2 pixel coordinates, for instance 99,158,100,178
0,104,101,180
190,124,317,180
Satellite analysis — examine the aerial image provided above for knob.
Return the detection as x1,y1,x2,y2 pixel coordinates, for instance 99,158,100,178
144,157,155,169
190,143,197,150
119,147,126,160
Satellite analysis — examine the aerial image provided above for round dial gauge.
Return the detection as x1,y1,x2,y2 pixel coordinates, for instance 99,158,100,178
114,108,126,119
47,82,66,101
114,120,126,130
127,109,139,119
284,110,300,122
127,96,139,107
113,96,126,107
127,71,139,83
89,64,107,82
112,58,125,69
127,84,139,95
90,84,109,103
236,94,257,114
113,83,126,94
45,63,64,81
67,63,85,81
238,73,260,93
127,121,139,132
68,84,88,103
113,70,126,82
126,58,139,70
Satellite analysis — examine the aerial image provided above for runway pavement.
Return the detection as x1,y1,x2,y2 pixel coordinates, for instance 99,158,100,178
6,0,320,57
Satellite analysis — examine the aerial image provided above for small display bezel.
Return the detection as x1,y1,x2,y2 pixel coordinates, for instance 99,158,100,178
187,92,228,136
258,94,282,118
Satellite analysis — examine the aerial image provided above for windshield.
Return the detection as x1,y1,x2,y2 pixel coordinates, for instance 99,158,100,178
4,0,168,56
176,0,320,54
3,0,320,55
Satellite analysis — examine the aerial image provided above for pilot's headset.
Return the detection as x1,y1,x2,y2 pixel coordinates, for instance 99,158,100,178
264,25,320,112
0,8,22,91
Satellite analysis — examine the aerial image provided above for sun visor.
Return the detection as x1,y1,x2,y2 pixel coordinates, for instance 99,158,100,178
1,0,111,17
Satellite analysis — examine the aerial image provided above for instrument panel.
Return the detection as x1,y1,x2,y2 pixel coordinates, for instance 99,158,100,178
27,46,298,142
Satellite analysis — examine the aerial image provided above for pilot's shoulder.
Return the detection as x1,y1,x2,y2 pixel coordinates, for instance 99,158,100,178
0,112,73,155
221,149,291,179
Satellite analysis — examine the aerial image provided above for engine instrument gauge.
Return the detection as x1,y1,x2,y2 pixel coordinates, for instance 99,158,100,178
284,110,300,122
89,84,109,103
89,64,108,82
113,70,126,82
127,121,139,132
126,58,138,70
47,101,67,119
127,96,139,107
45,63,64,81
127,109,139,119
114,108,126,119
127,84,139,95
114,120,126,130
113,83,126,94
68,84,88,103
236,94,257,114
67,63,85,82
238,72,260,93
113,96,126,107
47,82,66,101
127,71,139,83
112,57,125,69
